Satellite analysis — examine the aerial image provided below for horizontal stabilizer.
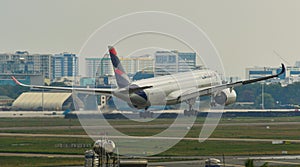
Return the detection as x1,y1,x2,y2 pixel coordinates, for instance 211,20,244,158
119,85,153,93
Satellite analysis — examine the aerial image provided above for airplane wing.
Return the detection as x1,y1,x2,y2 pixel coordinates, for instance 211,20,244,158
167,64,286,102
11,76,114,95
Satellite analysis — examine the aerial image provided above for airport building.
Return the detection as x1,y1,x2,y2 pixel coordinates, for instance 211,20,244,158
246,62,300,84
132,71,154,81
52,53,78,80
12,92,74,111
154,50,196,76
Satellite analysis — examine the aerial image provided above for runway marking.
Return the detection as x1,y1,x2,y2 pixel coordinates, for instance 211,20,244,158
225,164,244,167
238,155,300,160
150,160,244,167
0,152,82,158
149,160,202,166
264,160,300,165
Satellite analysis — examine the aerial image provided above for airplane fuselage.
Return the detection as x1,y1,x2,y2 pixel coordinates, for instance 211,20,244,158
113,70,221,109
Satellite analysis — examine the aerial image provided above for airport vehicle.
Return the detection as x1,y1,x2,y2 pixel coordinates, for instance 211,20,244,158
205,158,221,167
12,46,285,116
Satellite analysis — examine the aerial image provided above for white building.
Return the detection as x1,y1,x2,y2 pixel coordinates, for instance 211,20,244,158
85,58,102,78
120,57,154,75
0,51,52,79
86,54,113,77
88,54,154,77
154,50,196,76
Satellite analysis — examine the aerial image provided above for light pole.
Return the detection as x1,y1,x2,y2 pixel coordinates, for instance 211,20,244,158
261,83,265,109
41,56,44,112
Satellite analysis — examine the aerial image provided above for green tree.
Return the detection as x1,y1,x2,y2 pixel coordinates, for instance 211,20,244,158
245,159,269,167
49,82,68,87
238,90,255,102
245,159,254,167
255,93,275,109
0,85,29,99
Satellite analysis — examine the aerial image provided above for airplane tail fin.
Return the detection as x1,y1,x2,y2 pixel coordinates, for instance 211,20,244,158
108,46,131,88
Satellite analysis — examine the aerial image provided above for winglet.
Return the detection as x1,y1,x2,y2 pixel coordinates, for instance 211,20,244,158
11,76,22,85
242,63,286,85
278,63,285,76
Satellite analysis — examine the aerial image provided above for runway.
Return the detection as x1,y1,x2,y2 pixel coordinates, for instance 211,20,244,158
1,121,300,131
0,108,298,118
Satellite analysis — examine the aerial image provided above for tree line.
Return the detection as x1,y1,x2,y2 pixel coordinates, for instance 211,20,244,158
232,82,300,109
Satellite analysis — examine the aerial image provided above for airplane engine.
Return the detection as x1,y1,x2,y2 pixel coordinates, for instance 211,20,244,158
127,91,150,109
213,88,237,106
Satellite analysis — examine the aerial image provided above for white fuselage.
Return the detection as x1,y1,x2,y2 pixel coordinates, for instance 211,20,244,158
113,70,221,109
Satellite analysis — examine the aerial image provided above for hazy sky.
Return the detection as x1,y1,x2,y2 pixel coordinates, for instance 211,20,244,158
0,0,299,78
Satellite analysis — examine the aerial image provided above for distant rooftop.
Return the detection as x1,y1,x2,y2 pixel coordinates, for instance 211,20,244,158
295,61,300,68
0,96,13,100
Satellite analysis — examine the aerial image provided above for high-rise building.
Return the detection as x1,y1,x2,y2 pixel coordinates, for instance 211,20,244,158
154,50,196,76
98,54,113,76
295,61,300,68
85,58,102,78
52,53,78,80
119,57,154,75
86,54,113,77
88,54,154,78
0,51,52,79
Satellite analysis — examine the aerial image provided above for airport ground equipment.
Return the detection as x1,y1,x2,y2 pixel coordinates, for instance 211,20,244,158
85,138,118,167
205,158,221,167
84,138,148,167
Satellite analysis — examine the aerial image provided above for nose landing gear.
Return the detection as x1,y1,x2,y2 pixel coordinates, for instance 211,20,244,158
139,107,154,118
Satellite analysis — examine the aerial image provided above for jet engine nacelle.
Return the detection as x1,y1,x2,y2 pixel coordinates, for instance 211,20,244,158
214,88,237,106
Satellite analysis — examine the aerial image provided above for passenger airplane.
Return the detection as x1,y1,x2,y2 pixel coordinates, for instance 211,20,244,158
12,46,285,116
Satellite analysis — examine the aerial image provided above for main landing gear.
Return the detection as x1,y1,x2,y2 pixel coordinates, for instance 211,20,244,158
139,107,154,118
139,111,154,118
184,98,198,116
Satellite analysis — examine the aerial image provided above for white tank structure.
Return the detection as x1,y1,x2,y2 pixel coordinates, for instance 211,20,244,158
93,139,116,155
